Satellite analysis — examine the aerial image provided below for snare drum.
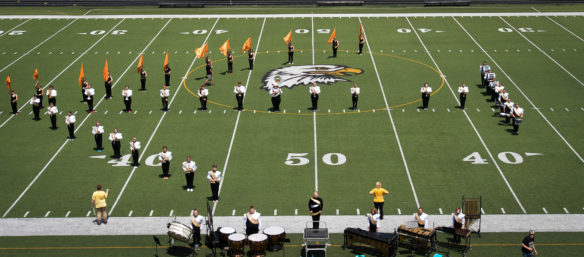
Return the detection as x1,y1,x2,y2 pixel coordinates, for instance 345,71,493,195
228,233,246,257
219,227,236,247
167,222,193,243
514,118,522,125
248,233,268,256
263,226,285,251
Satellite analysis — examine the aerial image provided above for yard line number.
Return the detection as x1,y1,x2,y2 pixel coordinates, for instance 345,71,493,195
285,153,346,166
463,151,539,165
0,30,26,35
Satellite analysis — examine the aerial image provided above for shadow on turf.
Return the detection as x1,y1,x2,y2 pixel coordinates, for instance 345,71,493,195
166,245,193,256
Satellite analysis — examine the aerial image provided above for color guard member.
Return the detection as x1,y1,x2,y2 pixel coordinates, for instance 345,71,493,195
479,61,490,87
270,84,282,112
190,209,205,248
358,35,364,55
234,82,246,110
35,83,44,109
248,48,255,70
122,85,132,112
130,137,141,167
80,77,88,102
160,85,170,112
139,67,147,91
452,207,465,244
84,83,95,113
420,83,432,110
243,205,261,236
48,102,58,130
511,103,524,135
46,85,57,106
158,146,172,179
105,72,113,99
331,37,339,58
207,165,221,201
205,60,213,86
182,155,197,192
458,83,469,109
309,82,320,111
308,191,323,229
109,128,123,160
197,84,208,111
288,42,294,64
521,230,537,257
65,111,76,139
367,208,381,232
92,122,104,152
91,184,109,225
227,51,233,74
30,95,40,121
164,65,172,87
414,208,429,228
9,90,18,114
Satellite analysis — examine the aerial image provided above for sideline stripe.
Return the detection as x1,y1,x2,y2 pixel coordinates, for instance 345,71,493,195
212,17,267,215
531,7,584,43
311,15,318,191
407,17,527,214
0,19,30,38
109,18,219,215
453,17,584,164
1,19,127,218
359,17,420,208
499,16,584,87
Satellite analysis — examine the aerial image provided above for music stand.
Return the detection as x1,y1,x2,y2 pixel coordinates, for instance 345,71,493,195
205,200,218,256
153,235,161,257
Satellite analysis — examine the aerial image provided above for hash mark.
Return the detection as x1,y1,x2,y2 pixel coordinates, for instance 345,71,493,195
24,211,29,217
44,211,51,217
563,207,569,214
501,208,505,214
65,211,71,217
397,208,401,215
565,107,570,111
274,209,277,215
224,110,226,114
149,110,152,114
476,108,480,112
336,209,339,215
232,209,236,216
86,211,91,217
356,209,360,215
432,108,435,112
149,210,153,216
439,208,443,214
169,210,174,217
481,208,485,215
550,107,554,111
128,210,133,217
447,108,450,112
133,110,137,114
104,110,108,115
295,209,298,215
542,207,548,214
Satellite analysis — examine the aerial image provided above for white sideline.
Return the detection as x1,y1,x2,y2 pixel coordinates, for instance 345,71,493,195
212,17,267,216
406,17,527,214
1,19,127,218
452,17,584,164
109,18,219,215
0,19,30,38
359,17,420,208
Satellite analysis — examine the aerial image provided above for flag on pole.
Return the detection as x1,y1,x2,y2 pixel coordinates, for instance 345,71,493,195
33,68,39,80
5,76,10,90
137,54,144,73
195,42,209,59
163,51,169,71
219,39,230,56
328,28,337,44
78,63,85,87
283,30,292,45
241,37,252,53
103,59,109,82
359,24,363,39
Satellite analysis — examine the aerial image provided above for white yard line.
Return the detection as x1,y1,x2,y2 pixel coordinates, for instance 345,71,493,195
499,16,584,87
359,17,420,208
311,15,319,192
406,17,527,214
0,19,30,38
531,7,584,43
110,18,218,215
453,17,584,164
212,17,266,216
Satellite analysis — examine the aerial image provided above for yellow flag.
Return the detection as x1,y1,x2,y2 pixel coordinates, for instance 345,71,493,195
195,42,209,59
219,39,230,56
241,37,252,53
328,28,337,44
163,51,169,71
283,30,292,45
78,63,85,87
103,59,109,82
137,54,143,73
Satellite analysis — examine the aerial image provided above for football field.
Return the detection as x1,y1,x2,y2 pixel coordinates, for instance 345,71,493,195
0,4,583,229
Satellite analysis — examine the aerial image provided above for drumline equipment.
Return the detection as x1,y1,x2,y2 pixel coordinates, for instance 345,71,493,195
167,222,193,243
263,226,286,251
397,225,436,256
227,233,246,257
248,233,268,257
219,226,236,248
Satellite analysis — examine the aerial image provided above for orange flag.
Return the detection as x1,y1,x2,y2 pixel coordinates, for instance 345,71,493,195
5,76,10,90
283,30,292,45
328,28,337,44
195,42,209,59
103,59,109,82
359,24,363,39
137,54,144,73
33,68,39,80
219,39,230,56
163,51,169,71
241,37,252,53
78,63,85,87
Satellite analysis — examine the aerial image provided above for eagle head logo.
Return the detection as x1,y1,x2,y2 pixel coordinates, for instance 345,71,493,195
261,65,363,90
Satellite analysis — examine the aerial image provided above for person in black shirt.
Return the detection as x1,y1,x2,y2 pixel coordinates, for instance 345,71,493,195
164,65,171,87
521,230,537,257
227,51,233,74
35,83,44,109
308,191,323,229
331,38,339,58
205,60,214,86
358,35,364,55
248,48,255,70
104,72,113,99
288,42,294,64
80,78,88,102
9,90,18,114
139,67,147,91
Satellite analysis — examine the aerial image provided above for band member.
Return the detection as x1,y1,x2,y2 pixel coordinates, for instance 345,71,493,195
109,128,123,160
190,209,204,248
243,205,261,236
493,82,504,105
452,207,465,244
158,146,172,179
129,137,141,167
309,82,321,111
48,102,58,129
197,84,208,111
182,155,197,192
30,95,40,121
227,51,233,74
35,83,44,109
270,84,282,112
503,98,514,124
358,35,365,55
287,42,294,64
521,230,538,257
205,60,213,86
207,164,221,201
367,208,381,232
65,111,76,139
105,72,113,99
234,82,246,110
488,78,500,99
479,61,490,86
511,103,524,135
420,83,432,110
414,208,429,228
331,37,339,58
81,77,88,102
160,85,170,112
46,85,57,106
484,70,496,94
122,85,132,112
84,83,95,113
164,65,171,87
92,122,104,152
458,83,469,109
369,182,389,219
497,89,509,108
9,90,18,114
139,67,147,91
350,83,360,110
248,48,255,70
308,191,323,229
91,184,109,225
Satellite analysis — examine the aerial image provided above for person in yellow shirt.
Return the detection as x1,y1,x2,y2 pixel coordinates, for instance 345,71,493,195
369,182,389,219
91,184,109,225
